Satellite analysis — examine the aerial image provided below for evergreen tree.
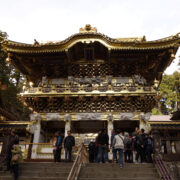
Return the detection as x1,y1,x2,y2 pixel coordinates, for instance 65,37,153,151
158,71,180,113
0,30,31,121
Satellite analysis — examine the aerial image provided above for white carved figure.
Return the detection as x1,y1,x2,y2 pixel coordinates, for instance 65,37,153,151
46,113,61,121
107,113,113,121
107,76,113,84
77,113,101,120
30,114,41,121
65,114,71,121
28,124,36,134
140,112,151,121
119,113,134,120
133,75,147,85
42,76,48,86
68,76,74,85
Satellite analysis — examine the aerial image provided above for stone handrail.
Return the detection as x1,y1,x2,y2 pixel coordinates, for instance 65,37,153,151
67,143,89,180
154,154,174,180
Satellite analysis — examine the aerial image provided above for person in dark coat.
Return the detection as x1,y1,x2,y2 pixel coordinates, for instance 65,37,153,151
134,130,143,163
141,129,146,163
111,130,117,163
124,132,133,163
97,129,109,163
53,132,63,162
145,134,153,163
1,129,19,171
64,131,75,162
88,140,96,163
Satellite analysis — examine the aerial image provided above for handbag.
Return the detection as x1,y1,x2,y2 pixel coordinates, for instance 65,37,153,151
12,154,19,162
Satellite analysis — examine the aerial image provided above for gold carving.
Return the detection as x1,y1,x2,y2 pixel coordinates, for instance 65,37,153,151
79,24,97,33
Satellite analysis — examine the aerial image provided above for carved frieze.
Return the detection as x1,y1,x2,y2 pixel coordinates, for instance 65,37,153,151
30,113,41,121
45,113,62,121
133,75,147,85
118,113,135,120
140,112,151,121
76,113,102,120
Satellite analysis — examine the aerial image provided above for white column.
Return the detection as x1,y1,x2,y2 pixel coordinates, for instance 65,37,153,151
63,114,71,160
107,114,114,160
31,120,41,159
64,114,71,137
139,113,151,133
139,119,149,133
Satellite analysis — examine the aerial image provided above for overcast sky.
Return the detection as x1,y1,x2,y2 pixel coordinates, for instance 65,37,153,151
0,0,179,74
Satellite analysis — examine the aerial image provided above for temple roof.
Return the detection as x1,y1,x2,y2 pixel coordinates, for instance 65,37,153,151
1,25,180,54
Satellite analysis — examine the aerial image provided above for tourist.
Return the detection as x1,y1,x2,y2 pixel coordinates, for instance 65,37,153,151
11,140,23,180
97,129,109,163
113,130,124,168
145,134,153,163
134,130,143,163
111,130,117,163
95,130,101,163
88,140,96,163
124,132,133,163
141,128,147,163
1,129,19,171
53,132,63,162
64,131,75,162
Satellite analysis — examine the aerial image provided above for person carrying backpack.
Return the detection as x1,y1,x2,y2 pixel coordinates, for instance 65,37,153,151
112,130,124,168
124,132,133,163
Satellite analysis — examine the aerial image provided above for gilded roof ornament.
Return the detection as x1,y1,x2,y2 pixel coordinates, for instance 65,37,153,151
79,24,97,33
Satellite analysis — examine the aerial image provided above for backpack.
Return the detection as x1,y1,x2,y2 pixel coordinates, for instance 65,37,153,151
125,138,132,149
147,138,152,146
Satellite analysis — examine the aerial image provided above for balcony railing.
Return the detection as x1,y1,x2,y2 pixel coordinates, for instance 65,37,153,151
0,142,78,160
21,84,156,96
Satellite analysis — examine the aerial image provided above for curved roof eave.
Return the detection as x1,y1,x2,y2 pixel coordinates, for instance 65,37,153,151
2,32,180,54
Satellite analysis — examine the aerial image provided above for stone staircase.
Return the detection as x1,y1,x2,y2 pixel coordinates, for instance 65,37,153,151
78,163,160,180
0,162,73,180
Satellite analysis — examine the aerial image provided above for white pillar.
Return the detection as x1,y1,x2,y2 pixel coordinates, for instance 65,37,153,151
64,114,71,137
139,113,151,133
107,114,114,160
63,114,71,160
31,120,41,159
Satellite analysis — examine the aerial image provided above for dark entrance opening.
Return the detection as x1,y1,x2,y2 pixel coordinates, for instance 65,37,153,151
114,120,139,134
41,121,65,142
71,120,107,133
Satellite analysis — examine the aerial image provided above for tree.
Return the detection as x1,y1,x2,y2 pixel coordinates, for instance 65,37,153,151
158,71,180,114
0,30,31,121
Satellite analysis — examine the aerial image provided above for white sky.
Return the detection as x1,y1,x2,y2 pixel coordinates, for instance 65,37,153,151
0,0,179,74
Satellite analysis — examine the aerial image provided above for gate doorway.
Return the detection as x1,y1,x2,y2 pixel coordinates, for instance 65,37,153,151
113,120,139,134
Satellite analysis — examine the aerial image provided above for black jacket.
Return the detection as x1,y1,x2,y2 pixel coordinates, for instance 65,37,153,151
64,135,75,149
98,133,109,145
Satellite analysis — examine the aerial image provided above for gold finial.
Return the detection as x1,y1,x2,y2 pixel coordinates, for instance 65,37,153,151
79,24,97,33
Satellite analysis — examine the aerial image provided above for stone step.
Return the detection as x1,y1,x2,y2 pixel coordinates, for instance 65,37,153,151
86,163,154,168
79,172,159,178
22,162,73,167
80,167,157,173
0,176,67,180
0,172,69,178
78,163,159,180
0,162,73,180
78,178,159,180
19,166,72,171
